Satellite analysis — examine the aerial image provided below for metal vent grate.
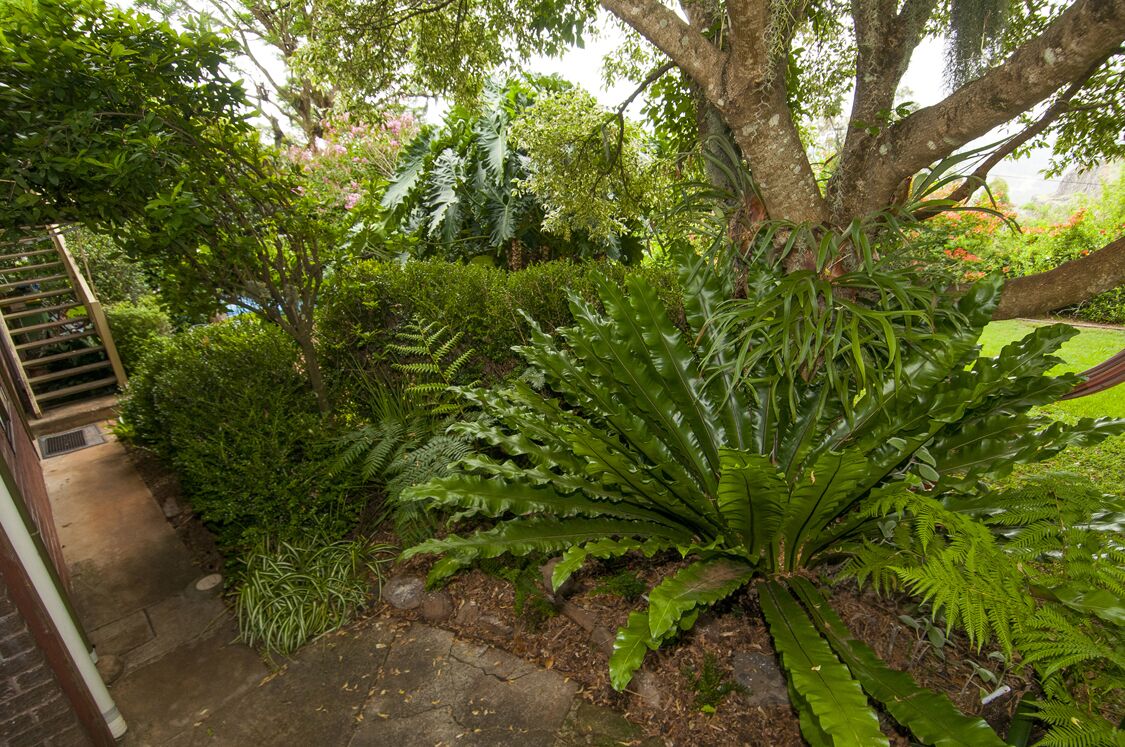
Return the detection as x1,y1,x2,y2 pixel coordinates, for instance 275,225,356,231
39,424,105,458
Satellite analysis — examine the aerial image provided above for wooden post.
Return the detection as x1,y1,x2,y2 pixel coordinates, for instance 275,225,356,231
47,230,127,389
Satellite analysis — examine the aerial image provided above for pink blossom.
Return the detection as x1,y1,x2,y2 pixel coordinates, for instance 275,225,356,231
332,143,347,155
344,192,362,209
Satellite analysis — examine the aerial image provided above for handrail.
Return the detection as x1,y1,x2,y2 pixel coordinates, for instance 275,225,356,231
47,229,127,389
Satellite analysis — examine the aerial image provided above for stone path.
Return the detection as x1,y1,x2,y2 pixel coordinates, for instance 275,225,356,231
45,428,654,746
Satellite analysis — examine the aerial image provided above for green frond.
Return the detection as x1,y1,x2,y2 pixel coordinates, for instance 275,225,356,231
789,578,1005,746
760,581,888,746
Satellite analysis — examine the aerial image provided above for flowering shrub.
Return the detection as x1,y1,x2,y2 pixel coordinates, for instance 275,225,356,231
926,169,1125,323
285,113,417,215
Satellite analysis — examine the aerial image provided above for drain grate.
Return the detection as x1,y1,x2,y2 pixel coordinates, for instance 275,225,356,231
39,424,105,458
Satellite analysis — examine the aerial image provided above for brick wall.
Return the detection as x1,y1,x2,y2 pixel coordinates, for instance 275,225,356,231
0,582,87,747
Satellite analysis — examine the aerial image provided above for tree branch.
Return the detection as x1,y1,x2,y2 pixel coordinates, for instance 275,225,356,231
993,235,1125,320
616,60,675,115
725,0,772,81
842,0,1125,218
600,0,727,97
938,53,1115,208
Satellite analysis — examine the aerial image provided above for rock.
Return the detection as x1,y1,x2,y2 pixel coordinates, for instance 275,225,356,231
731,650,789,706
161,497,182,518
193,573,223,595
478,614,514,639
633,671,664,710
419,591,453,621
589,626,615,654
555,701,663,747
454,599,481,626
451,599,511,637
95,653,124,685
540,557,576,598
382,575,425,610
559,601,597,633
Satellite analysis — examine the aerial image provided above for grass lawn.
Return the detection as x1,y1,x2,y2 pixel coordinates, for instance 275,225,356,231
978,319,1125,492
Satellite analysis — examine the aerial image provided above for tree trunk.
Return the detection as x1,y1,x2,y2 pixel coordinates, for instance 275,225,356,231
295,328,331,414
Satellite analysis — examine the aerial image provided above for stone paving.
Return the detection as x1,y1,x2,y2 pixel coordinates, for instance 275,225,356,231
45,428,656,746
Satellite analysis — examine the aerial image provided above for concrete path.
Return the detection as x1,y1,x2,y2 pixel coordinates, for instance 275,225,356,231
44,428,653,746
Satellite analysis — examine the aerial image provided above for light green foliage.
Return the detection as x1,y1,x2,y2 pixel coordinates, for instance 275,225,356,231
389,317,476,417
314,258,681,402
66,228,152,305
118,319,349,552
382,79,646,263
236,535,391,656
979,319,1125,493
302,0,597,112
104,296,172,375
399,246,1121,743
846,473,1125,742
510,88,669,245
928,168,1125,324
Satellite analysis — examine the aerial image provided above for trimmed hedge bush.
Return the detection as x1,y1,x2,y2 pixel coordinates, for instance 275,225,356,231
316,259,682,407
105,296,172,375
119,318,353,553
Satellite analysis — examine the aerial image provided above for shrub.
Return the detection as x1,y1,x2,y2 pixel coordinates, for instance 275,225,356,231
316,258,680,407
235,534,392,656
118,318,352,551
105,296,172,375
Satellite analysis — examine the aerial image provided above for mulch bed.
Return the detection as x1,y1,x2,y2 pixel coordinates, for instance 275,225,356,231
385,551,1036,746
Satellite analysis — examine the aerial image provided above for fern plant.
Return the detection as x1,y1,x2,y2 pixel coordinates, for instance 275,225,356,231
847,474,1125,744
389,316,476,417
333,318,478,542
401,249,1124,745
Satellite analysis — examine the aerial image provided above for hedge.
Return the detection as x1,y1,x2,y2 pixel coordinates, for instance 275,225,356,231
316,259,682,407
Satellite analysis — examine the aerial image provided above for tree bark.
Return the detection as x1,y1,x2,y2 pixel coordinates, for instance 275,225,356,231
838,0,1125,218
993,235,1125,320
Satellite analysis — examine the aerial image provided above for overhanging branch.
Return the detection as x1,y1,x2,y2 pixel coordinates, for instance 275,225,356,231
844,0,1125,216
600,0,726,96
993,235,1125,320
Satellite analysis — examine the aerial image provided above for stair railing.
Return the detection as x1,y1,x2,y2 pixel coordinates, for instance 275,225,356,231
48,229,127,390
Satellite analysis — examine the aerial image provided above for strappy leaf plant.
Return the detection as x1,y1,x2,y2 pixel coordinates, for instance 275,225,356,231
401,251,1123,745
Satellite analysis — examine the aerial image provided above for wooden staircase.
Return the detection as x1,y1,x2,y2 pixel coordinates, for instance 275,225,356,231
0,231,125,418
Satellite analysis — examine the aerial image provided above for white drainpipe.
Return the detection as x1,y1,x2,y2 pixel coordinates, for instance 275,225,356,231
0,475,127,739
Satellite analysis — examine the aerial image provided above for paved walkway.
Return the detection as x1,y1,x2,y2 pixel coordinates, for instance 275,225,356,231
45,429,651,746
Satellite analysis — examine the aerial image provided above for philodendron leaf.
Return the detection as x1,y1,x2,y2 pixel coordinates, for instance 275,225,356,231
789,578,1005,747
647,557,756,640
759,581,888,747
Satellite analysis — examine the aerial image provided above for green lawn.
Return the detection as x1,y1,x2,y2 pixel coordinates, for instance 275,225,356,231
978,319,1125,492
